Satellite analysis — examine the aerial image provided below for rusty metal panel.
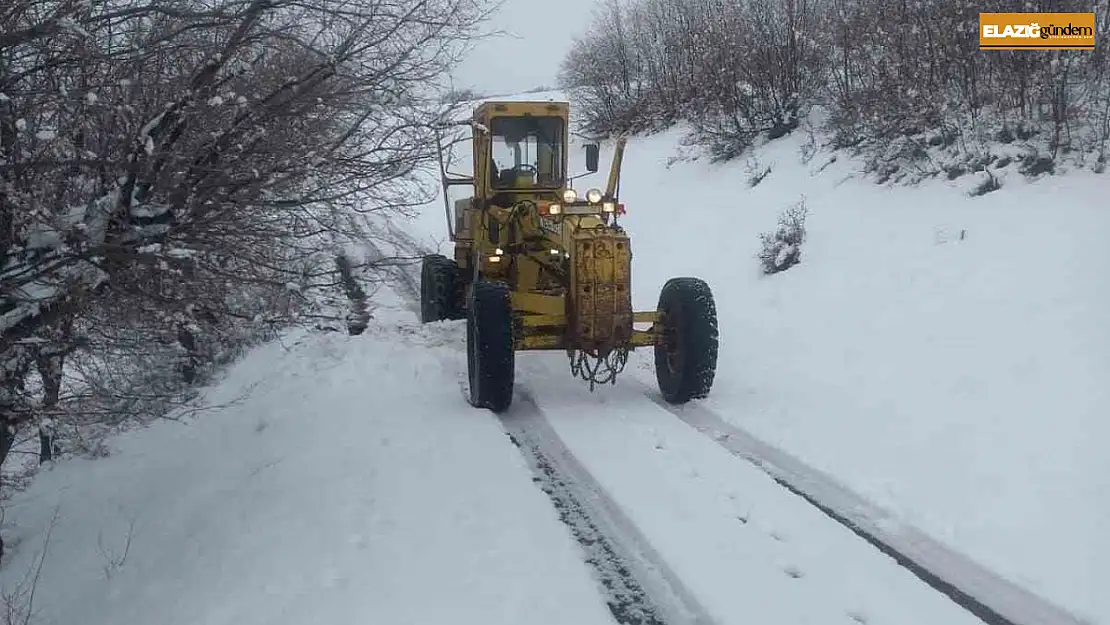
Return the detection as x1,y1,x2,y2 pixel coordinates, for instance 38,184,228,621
569,228,633,353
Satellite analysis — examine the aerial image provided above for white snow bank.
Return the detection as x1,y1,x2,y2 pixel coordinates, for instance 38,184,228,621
0,289,614,625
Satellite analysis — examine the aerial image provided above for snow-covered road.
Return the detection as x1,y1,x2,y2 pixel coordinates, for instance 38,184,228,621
511,352,992,625
0,281,1088,625
388,248,1074,625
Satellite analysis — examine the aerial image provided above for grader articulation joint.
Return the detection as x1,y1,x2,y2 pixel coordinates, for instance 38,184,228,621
421,100,718,413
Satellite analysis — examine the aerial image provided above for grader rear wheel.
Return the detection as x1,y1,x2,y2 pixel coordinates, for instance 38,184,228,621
467,279,515,412
654,277,719,404
420,254,464,323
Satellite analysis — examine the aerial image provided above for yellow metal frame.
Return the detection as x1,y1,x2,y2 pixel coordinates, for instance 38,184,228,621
515,311,660,351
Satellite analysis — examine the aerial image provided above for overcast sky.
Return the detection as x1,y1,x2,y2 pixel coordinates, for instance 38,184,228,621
449,0,601,95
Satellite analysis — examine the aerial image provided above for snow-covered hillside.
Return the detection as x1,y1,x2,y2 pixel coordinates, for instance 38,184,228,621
0,88,1105,625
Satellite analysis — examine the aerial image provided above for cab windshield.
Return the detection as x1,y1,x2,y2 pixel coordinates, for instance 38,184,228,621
489,116,565,189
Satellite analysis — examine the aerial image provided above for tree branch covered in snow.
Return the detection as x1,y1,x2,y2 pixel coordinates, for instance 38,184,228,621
0,0,490,488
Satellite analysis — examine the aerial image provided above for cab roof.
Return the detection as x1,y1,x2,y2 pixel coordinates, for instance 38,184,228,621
473,100,570,119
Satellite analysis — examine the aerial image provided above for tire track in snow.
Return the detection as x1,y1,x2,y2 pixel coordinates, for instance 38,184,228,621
498,386,719,625
636,383,1086,625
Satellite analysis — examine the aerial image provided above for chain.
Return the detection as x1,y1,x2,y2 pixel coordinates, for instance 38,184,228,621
569,347,631,391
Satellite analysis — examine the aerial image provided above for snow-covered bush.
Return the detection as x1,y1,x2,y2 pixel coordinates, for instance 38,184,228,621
758,201,809,275
969,169,1002,197
745,157,773,188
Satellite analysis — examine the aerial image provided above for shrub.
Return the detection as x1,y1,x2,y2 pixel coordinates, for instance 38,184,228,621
759,200,809,275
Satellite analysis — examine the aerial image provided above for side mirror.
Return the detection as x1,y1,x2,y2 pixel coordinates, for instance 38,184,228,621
584,143,599,173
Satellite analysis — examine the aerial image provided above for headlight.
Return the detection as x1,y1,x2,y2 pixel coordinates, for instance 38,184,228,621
586,188,603,204
602,202,616,213
548,203,561,215
562,188,578,203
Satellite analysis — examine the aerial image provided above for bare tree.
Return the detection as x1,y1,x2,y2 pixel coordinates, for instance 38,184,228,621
559,0,652,135
0,0,491,480
562,0,1110,173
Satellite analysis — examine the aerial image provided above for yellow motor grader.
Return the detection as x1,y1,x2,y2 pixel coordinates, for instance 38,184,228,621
422,99,718,413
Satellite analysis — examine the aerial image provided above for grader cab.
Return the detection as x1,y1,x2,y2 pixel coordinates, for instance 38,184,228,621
421,100,718,413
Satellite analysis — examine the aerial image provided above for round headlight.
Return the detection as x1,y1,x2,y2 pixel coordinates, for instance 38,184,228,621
562,188,578,203
586,188,603,204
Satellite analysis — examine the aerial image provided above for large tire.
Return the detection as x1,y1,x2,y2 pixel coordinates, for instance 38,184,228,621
467,280,515,412
420,254,463,323
654,277,719,404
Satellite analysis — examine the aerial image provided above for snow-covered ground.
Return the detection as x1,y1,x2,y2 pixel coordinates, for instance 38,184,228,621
414,90,1109,623
3,281,1017,625
1,87,1105,625
1,283,1016,625
0,290,618,625
514,362,989,625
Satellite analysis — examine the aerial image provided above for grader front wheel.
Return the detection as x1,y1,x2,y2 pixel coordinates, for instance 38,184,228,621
654,277,719,404
466,279,515,413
